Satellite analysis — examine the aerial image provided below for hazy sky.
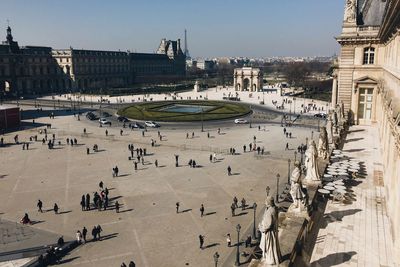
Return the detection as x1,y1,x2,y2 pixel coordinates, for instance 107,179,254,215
0,0,344,58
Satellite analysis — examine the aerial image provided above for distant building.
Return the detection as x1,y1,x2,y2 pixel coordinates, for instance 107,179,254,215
233,67,263,91
0,104,20,129
196,60,215,71
0,27,185,96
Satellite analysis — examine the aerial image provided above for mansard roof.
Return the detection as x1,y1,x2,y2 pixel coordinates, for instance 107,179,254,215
357,0,388,26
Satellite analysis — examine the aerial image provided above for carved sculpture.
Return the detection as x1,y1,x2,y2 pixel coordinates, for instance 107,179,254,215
318,126,329,159
304,140,321,181
344,0,356,23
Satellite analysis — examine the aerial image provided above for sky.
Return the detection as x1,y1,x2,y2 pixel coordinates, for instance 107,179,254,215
0,0,344,58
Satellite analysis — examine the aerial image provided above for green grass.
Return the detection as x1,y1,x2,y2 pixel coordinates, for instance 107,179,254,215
118,100,251,122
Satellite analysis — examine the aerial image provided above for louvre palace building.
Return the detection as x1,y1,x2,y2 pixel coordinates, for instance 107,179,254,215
0,26,185,96
333,0,400,260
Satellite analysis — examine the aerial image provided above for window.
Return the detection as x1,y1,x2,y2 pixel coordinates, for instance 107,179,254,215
363,47,375,64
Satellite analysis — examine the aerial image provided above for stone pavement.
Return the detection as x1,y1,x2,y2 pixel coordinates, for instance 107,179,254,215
308,125,397,267
0,108,317,266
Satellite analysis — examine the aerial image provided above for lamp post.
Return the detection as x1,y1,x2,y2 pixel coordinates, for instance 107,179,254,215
213,252,220,267
201,107,204,132
287,159,291,184
252,202,257,239
293,97,296,115
235,224,241,266
266,186,270,197
294,151,297,162
276,174,280,203
249,105,252,128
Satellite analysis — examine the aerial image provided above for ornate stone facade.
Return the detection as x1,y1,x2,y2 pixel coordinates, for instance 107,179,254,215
233,67,263,91
0,27,185,96
334,0,400,261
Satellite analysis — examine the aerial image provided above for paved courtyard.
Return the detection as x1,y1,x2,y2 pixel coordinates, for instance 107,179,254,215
0,105,316,266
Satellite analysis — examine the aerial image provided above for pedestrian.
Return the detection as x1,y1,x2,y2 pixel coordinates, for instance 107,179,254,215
91,226,97,241
200,204,204,217
249,143,252,151
120,129,123,136
175,154,179,167
76,230,82,243
96,225,102,240
82,227,87,243
104,197,108,210
99,181,103,189
199,235,204,249
207,132,210,138
86,193,90,211
134,161,138,171
231,203,236,216
176,202,180,213
192,132,194,138
86,147,90,154
80,196,85,211
233,196,238,208
209,154,212,162
226,234,232,247
115,201,120,213
243,145,246,152
289,132,292,138
213,153,217,162
155,160,158,167
245,235,252,247
227,166,232,176
285,143,289,150
129,261,135,267
53,203,59,214
37,199,43,212
121,263,127,267
114,166,119,177
241,198,246,210
83,128,86,135
105,130,108,136
186,133,189,139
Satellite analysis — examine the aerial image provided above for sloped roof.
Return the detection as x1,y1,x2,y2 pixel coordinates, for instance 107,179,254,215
358,0,388,26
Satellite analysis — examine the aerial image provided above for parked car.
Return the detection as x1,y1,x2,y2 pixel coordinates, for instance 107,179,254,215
86,112,98,121
234,118,248,124
99,118,111,125
313,113,327,119
118,116,129,122
145,121,160,127
131,122,144,129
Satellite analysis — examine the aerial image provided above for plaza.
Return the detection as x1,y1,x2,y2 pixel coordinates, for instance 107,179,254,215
0,93,320,266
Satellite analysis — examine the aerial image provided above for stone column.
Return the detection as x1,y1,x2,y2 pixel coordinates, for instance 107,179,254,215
331,74,338,108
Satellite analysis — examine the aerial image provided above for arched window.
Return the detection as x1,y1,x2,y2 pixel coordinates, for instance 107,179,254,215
363,47,375,65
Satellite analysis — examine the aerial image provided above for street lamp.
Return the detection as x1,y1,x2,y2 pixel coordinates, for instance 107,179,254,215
287,159,291,184
249,105,252,128
201,107,204,132
266,186,270,197
235,224,241,266
276,174,280,203
252,202,257,239
213,252,220,267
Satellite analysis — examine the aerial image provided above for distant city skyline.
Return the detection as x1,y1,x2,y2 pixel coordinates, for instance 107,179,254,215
0,0,344,58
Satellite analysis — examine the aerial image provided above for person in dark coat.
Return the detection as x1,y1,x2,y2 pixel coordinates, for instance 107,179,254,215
82,227,87,243
86,193,90,210
53,203,59,214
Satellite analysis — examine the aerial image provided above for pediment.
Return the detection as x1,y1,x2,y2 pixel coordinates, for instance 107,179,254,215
354,76,378,84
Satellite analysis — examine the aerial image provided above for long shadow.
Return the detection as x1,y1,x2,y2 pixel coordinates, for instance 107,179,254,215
180,209,192,213
324,209,362,222
204,211,216,216
310,251,357,266
99,232,118,241
56,256,80,265
234,212,248,217
95,149,106,152
203,243,220,249
342,148,365,153
58,210,72,215
344,138,364,143
109,196,122,201
118,208,133,213
31,220,45,225
117,174,130,177
232,172,241,176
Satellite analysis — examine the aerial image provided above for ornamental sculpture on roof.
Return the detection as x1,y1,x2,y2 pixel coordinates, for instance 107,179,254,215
344,0,357,23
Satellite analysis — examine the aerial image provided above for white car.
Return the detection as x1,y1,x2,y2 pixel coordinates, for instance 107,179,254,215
234,118,248,124
99,118,111,125
145,121,160,127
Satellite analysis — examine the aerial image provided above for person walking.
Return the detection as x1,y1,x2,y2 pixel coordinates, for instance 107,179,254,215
227,166,232,176
105,130,108,136
155,160,158,167
96,225,102,240
200,204,205,217
37,199,43,213
129,261,135,267
176,202,180,213
82,227,87,243
115,201,120,213
99,181,103,189
233,196,238,208
241,198,246,210
80,196,85,211
226,234,232,247
76,230,82,244
285,142,289,150
91,226,97,241
53,203,59,214
199,235,204,249
231,203,236,216
86,193,90,211
209,154,212,162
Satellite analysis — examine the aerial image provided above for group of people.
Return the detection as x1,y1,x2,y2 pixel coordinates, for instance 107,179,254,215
230,196,247,216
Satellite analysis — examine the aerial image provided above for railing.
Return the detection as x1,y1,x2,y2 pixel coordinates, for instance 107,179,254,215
357,26,380,32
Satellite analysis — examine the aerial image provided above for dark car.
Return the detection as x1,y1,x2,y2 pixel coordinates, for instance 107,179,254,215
313,113,327,119
131,122,144,129
118,116,129,122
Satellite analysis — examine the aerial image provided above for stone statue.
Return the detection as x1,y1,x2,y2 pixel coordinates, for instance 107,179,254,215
344,0,356,23
318,126,329,159
304,140,320,182
289,161,307,211
258,197,282,265
326,113,334,144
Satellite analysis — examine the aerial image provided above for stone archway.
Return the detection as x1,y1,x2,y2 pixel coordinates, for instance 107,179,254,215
243,78,250,91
